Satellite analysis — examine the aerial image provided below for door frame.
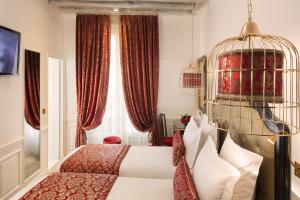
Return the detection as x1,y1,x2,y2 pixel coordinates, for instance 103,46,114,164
47,55,65,168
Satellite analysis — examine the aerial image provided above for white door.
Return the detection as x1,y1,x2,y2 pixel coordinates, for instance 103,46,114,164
48,57,63,169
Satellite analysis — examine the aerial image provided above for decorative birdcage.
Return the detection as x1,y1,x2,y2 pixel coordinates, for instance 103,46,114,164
206,0,300,136
179,62,202,94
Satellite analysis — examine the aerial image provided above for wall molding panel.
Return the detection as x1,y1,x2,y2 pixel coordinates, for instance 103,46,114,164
0,138,23,200
0,138,23,156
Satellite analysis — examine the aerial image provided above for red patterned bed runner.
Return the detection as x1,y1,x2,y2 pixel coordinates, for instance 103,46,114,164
60,144,130,175
21,172,117,200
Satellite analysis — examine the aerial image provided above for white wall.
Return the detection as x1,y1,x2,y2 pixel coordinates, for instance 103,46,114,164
63,14,204,151
205,0,300,53
158,15,203,117
0,0,64,198
200,0,300,198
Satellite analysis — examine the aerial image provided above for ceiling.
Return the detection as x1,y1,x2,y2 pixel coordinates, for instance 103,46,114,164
48,0,205,15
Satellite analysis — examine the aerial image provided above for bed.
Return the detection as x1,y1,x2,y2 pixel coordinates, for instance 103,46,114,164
20,172,174,200
57,102,286,200
60,144,176,179
21,112,280,200
59,119,281,199
21,139,204,200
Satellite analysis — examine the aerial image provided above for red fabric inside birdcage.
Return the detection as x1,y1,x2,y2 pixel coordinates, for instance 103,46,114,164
183,73,201,88
217,50,283,102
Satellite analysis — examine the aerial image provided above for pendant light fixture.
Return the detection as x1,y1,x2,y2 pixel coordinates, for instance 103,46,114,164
206,0,300,136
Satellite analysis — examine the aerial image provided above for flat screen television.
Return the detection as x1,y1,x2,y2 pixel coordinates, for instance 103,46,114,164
0,26,20,75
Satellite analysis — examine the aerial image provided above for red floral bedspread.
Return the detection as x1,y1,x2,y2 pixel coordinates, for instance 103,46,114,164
20,172,117,200
60,144,130,175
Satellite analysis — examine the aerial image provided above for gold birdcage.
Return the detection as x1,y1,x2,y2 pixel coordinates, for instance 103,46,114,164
206,0,300,137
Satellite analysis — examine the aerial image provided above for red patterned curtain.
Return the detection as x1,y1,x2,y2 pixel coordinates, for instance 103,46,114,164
119,15,160,145
25,50,40,130
76,15,111,147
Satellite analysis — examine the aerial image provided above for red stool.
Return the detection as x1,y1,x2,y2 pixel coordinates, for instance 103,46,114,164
103,136,122,144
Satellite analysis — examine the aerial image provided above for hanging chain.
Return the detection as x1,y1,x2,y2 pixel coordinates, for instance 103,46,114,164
191,14,194,62
248,0,253,22
191,0,194,63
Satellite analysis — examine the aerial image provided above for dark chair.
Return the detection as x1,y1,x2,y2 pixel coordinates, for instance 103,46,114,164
158,113,173,146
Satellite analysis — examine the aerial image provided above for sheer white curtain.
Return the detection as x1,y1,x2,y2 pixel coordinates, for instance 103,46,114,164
87,17,148,146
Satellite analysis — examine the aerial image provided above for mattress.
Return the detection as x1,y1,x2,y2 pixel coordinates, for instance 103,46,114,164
107,177,174,200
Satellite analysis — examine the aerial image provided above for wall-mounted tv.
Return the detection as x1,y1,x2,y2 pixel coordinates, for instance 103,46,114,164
0,26,20,75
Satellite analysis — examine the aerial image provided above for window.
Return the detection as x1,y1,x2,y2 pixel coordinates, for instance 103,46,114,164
87,18,148,145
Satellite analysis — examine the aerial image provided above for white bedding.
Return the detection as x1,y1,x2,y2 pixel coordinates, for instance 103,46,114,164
107,177,173,200
119,146,175,179
19,147,181,199
60,145,176,179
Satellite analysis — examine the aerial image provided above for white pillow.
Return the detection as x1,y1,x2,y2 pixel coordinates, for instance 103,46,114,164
193,137,240,200
220,134,263,200
192,109,204,127
198,114,218,149
183,117,202,169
